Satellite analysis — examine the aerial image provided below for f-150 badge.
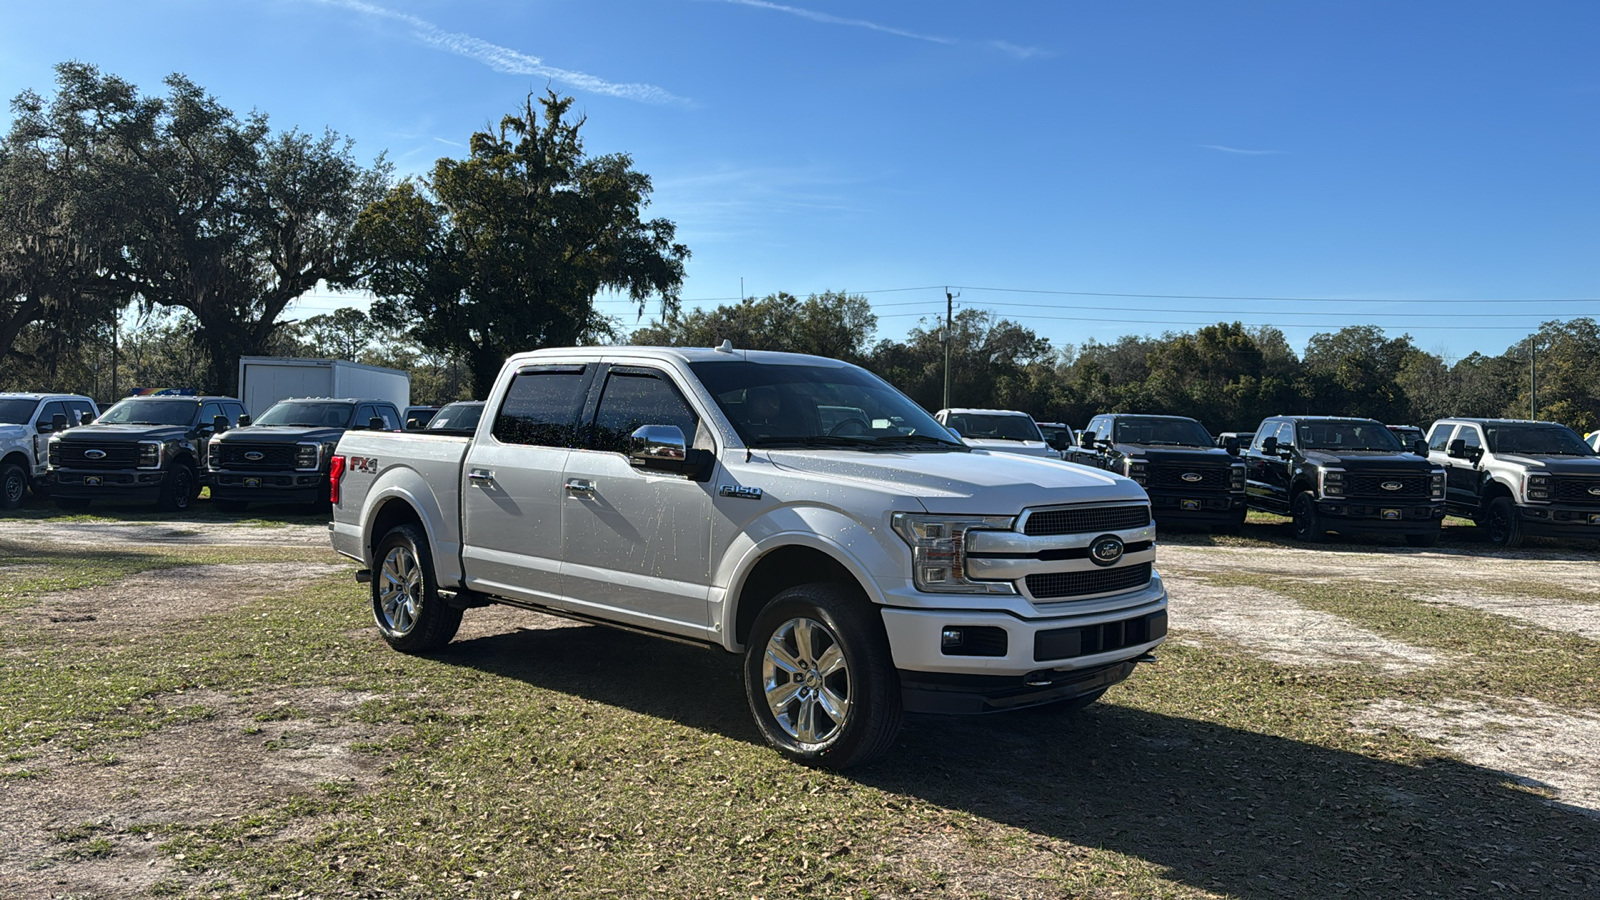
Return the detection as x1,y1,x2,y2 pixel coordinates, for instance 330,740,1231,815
719,484,763,500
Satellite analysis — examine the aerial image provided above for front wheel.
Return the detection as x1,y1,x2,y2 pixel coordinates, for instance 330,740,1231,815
1290,491,1325,543
157,465,197,512
372,523,462,652
1485,496,1524,548
0,462,26,510
743,583,902,770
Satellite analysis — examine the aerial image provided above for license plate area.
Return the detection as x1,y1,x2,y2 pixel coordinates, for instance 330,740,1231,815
244,477,262,488
1589,513,1600,526
1381,508,1401,521
1180,499,1201,511
83,475,102,487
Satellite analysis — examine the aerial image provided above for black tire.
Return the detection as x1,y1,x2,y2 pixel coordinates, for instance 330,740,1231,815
1290,491,1324,543
214,499,250,514
1485,496,1524,549
54,496,91,510
1404,530,1440,548
0,461,26,510
372,523,462,653
157,465,197,513
743,582,903,770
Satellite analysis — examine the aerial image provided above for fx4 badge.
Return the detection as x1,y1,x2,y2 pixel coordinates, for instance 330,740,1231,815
719,484,763,500
349,456,380,474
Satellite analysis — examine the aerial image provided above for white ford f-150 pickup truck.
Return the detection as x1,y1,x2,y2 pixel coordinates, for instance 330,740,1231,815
330,346,1168,769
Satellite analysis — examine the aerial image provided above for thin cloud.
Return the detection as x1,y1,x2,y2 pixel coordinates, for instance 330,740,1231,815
1201,144,1283,156
308,0,689,106
712,0,1046,58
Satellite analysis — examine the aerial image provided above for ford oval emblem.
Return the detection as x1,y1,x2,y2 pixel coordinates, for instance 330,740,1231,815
84,449,107,459
1588,486,1600,497
244,451,265,461
1089,534,1125,567
1181,472,1203,483
1380,480,1404,491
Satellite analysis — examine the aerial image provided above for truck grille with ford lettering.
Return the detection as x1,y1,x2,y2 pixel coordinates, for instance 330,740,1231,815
1147,465,1231,491
1553,478,1600,506
1026,562,1153,601
219,443,297,468
1346,472,1430,499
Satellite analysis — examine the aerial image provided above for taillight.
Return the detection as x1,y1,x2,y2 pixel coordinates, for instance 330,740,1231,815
330,455,346,505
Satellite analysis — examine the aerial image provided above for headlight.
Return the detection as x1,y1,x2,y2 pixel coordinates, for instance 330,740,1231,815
1430,470,1445,499
137,441,163,469
1320,469,1345,497
295,441,321,471
48,436,61,467
1124,459,1147,485
1526,473,1551,502
1230,464,1246,491
891,513,1017,594
209,437,224,469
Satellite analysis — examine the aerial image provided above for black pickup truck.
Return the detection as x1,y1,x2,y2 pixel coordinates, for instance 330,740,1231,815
1078,413,1247,531
46,395,248,511
1246,415,1446,545
209,398,402,512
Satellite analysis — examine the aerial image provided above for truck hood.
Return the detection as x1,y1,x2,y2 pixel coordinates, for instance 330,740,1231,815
1496,454,1600,474
957,438,1057,458
1120,445,1239,464
1301,450,1436,470
217,425,348,444
54,424,192,442
766,448,1144,514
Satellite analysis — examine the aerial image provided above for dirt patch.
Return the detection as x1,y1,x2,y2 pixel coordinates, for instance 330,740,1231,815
1161,544,1600,591
0,687,397,899
1353,698,1600,818
1422,590,1600,641
1164,572,1443,674
17,562,350,633
0,520,332,548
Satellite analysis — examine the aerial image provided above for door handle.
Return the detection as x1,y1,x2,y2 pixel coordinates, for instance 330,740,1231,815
565,478,596,495
467,469,495,483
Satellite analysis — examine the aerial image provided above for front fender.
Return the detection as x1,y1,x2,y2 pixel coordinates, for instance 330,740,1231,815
712,505,902,653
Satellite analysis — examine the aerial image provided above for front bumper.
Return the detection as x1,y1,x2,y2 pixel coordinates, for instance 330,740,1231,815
47,468,167,501
1316,499,1444,534
1515,504,1600,538
210,469,325,503
900,658,1144,714
1147,491,1246,524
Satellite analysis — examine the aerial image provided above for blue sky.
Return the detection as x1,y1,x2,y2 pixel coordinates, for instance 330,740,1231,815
3,0,1597,361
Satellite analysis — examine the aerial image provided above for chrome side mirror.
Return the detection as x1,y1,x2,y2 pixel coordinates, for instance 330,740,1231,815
629,425,687,466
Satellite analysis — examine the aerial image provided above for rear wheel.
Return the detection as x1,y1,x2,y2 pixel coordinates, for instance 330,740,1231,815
744,583,902,770
1485,496,1524,548
372,523,462,652
1,461,26,510
1290,491,1324,543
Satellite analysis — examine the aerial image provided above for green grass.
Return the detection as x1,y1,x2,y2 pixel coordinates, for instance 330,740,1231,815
5,528,1600,898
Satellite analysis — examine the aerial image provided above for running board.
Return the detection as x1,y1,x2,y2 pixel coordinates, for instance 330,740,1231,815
489,595,718,650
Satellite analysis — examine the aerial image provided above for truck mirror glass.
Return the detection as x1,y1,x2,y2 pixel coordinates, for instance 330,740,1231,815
213,414,230,434
369,417,386,431
1261,436,1277,456
1224,436,1241,456
237,414,251,427
80,410,94,426
1447,438,1466,459
629,424,687,468
50,413,69,433
1079,430,1096,449
1412,438,1429,456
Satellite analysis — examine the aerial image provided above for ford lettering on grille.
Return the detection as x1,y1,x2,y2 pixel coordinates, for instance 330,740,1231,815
1380,480,1403,491
244,451,265,461
1181,472,1202,483
1089,534,1125,567
84,449,106,459
1590,486,1600,497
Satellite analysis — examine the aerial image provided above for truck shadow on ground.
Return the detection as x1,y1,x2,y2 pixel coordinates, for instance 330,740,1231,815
440,624,1600,899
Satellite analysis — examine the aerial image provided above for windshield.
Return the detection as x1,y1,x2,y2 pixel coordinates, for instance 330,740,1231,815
689,360,966,451
254,401,354,428
1485,424,1595,456
0,399,39,425
943,412,1042,443
426,402,484,433
1296,420,1403,452
1112,417,1214,448
98,399,200,427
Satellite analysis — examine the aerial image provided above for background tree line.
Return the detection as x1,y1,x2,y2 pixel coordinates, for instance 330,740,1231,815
4,63,1596,433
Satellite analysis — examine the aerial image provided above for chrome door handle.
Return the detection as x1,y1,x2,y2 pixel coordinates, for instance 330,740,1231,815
565,478,596,495
467,469,495,483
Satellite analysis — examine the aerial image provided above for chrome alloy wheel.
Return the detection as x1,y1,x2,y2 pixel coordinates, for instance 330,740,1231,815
762,616,851,746
378,545,423,636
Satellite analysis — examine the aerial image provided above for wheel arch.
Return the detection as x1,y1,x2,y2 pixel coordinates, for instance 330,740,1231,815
1481,477,1515,502
722,535,882,653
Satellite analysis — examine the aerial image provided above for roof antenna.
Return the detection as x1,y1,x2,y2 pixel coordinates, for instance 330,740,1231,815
717,339,734,353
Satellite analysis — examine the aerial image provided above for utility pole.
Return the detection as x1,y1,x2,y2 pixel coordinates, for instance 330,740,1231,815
942,288,955,410
1529,335,1537,419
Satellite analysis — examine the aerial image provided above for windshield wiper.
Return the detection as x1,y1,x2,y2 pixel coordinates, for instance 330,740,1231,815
871,434,967,451
752,435,875,449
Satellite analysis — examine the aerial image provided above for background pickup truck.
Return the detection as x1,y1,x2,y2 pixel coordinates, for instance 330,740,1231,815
208,397,402,512
1426,417,1600,547
331,347,1168,769
0,392,99,508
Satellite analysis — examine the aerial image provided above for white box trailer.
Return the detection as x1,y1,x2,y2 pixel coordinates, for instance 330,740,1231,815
237,357,410,420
